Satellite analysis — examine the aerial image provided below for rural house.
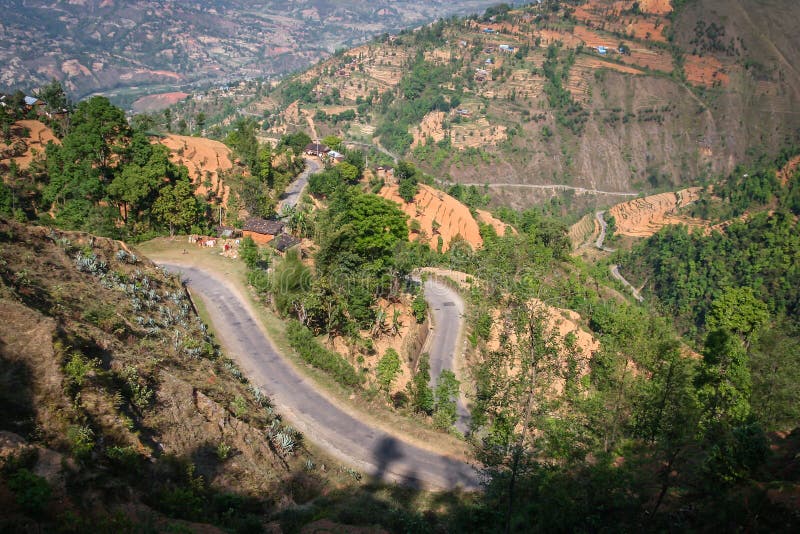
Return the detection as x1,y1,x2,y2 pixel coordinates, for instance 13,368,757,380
327,150,345,163
242,217,285,245
216,225,242,239
305,143,330,157
271,233,302,254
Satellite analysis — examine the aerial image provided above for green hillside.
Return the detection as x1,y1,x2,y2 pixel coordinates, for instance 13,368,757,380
2,1,800,531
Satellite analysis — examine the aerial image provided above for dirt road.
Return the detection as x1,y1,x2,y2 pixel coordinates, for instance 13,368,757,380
422,279,471,434
160,262,481,490
458,183,639,197
610,265,644,303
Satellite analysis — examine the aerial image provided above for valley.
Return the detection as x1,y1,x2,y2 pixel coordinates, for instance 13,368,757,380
169,0,800,209
0,0,502,104
2,1,800,532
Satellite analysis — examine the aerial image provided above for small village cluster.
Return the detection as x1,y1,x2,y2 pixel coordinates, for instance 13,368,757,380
0,92,68,120
188,217,302,260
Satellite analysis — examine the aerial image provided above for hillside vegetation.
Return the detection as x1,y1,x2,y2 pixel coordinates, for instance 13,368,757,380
2,2,800,532
0,220,321,530
176,0,800,211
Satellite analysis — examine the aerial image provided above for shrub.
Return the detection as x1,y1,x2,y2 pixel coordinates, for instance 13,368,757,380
376,348,402,392
121,366,153,411
64,351,95,387
7,468,52,514
433,370,460,429
106,445,141,472
67,425,95,459
412,292,427,323
407,354,434,414
286,320,362,387
239,236,259,269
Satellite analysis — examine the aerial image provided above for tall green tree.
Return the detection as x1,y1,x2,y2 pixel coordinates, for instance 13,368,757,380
152,178,203,236
108,138,185,225
749,321,800,431
34,78,68,113
706,287,769,345
43,96,130,224
407,353,434,414
433,369,460,429
696,329,752,428
316,189,408,277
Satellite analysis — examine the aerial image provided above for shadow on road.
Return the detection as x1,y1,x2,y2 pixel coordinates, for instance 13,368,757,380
372,435,422,489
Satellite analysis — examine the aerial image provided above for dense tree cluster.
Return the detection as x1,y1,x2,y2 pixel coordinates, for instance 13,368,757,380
624,207,800,337
376,53,462,154
1,93,209,239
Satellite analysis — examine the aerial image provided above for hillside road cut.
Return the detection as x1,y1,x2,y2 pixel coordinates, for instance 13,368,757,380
422,278,471,434
159,262,481,490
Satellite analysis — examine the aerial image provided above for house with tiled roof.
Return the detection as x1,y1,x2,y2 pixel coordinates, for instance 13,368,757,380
242,217,285,244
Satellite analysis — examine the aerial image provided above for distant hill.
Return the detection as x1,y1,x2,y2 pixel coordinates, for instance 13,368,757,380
0,0,502,102
210,0,800,210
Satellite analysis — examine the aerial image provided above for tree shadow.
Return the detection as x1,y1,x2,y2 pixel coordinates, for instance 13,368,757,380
0,342,36,437
370,435,422,489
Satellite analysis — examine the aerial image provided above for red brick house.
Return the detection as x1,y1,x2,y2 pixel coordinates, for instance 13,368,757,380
242,218,285,245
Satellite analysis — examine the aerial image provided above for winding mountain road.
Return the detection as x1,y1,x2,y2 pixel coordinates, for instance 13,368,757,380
594,210,615,252
279,157,321,212
159,262,480,490
594,212,643,303
422,279,471,434
458,183,639,197
610,265,644,303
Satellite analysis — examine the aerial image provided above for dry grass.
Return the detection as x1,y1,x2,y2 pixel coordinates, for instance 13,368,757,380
620,47,674,73
0,120,59,169
131,92,189,113
157,134,233,206
685,54,729,87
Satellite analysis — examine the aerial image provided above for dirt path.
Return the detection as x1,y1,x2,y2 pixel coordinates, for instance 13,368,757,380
159,262,480,490
304,110,318,141
610,264,644,303
458,183,639,197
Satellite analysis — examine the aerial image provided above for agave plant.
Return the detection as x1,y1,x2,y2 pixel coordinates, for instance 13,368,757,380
276,431,296,454
115,249,138,264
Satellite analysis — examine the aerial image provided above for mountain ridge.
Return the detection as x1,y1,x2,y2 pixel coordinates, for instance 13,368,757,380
182,0,800,210
0,0,503,102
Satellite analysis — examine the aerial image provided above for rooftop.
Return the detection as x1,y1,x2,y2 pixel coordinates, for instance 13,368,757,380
271,233,301,252
243,218,285,235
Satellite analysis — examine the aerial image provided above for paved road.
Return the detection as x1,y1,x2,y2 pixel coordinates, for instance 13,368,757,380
160,263,480,490
279,157,321,212
594,212,642,302
594,211,616,252
422,279,471,434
